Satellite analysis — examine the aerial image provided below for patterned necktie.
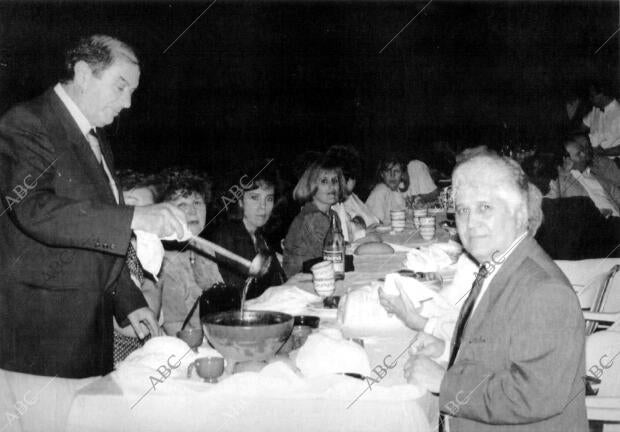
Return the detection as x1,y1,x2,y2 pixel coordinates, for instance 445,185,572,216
448,264,489,368
126,240,144,286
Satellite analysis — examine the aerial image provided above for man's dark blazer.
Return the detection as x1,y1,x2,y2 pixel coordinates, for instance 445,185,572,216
0,88,147,378
439,237,587,432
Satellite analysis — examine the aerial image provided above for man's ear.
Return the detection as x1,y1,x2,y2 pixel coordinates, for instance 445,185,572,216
73,61,92,91
516,205,528,230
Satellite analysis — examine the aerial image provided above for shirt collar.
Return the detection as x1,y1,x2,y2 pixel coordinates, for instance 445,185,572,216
603,99,619,113
570,167,591,177
481,230,528,273
53,83,93,136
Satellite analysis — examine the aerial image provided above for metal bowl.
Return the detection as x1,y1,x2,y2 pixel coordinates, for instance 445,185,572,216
202,310,294,364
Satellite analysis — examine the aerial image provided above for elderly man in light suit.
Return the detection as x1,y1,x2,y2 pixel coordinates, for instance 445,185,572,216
405,154,587,431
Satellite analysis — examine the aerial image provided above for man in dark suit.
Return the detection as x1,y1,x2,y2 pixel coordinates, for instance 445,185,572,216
405,155,587,431
0,35,187,378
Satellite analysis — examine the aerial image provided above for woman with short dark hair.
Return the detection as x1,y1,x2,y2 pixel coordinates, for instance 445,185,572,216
209,161,287,299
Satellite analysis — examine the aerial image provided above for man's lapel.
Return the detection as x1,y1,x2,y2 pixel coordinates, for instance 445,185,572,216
465,238,534,336
46,90,118,205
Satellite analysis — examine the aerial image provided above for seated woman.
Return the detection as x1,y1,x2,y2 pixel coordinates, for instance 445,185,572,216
209,162,287,300
283,157,345,277
158,168,223,336
365,154,408,225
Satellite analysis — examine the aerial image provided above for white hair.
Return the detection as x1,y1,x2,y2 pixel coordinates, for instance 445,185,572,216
452,154,530,224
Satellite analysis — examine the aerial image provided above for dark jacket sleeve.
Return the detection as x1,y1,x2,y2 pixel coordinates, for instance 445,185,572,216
113,265,149,326
0,107,133,254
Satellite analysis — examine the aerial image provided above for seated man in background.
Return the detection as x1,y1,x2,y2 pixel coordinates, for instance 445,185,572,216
583,78,620,163
405,154,586,432
548,133,620,217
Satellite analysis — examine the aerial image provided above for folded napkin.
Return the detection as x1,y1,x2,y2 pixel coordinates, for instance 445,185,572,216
245,285,322,316
382,273,449,309
134,222,193,280
295,330,371,378
402,244,455,273
338,282,410,335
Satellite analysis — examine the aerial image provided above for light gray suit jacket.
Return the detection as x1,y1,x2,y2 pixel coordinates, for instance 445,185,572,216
439,238,587,432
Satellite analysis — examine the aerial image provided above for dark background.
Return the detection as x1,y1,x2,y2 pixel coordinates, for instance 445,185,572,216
0,0,618,185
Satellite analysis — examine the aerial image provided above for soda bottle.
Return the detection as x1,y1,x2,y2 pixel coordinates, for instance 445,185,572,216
323,212,345,280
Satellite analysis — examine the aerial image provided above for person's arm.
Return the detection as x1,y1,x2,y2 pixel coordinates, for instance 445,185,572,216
0,112,134,252
439,279,585,424
365,186,387,224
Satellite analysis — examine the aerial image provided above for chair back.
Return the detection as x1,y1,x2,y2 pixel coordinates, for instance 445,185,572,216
555,259,620,310
587,265,620,335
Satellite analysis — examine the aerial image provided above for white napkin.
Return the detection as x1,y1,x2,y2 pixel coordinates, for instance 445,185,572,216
337,282,410,334
245,285,322,316
402,244,453,273
332,202,350,243
134,222,193,280
382,273,448,309
295,330,371,378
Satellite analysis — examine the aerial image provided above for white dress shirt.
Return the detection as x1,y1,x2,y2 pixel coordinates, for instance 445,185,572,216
583,100,620,155
570,168,619,216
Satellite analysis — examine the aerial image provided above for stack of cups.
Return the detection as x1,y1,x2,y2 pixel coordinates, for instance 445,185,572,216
311,261,336,297
419,216,436,240
390,210,406,232
413,208,428,229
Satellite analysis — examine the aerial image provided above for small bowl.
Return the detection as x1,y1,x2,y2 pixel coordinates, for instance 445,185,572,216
187,356,225,383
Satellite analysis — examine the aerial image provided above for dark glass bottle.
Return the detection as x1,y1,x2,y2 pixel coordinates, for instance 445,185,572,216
323,212,345,280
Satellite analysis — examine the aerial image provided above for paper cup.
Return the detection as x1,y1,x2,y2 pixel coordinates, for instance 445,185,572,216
390,210,406,232
413,208,428,228
311,261,334,279
313,277,336,297
419,227,435,240
419,216,436,227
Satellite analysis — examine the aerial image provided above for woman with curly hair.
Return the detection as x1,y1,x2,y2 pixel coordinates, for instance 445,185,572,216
157,168,223,335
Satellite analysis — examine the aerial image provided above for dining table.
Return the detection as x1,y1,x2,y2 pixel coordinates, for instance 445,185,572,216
2,216,454,432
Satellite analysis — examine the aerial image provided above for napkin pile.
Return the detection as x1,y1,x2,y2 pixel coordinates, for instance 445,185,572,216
245,285,322,316
295,329,371,378
134,223,194,280
402,242,461,273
